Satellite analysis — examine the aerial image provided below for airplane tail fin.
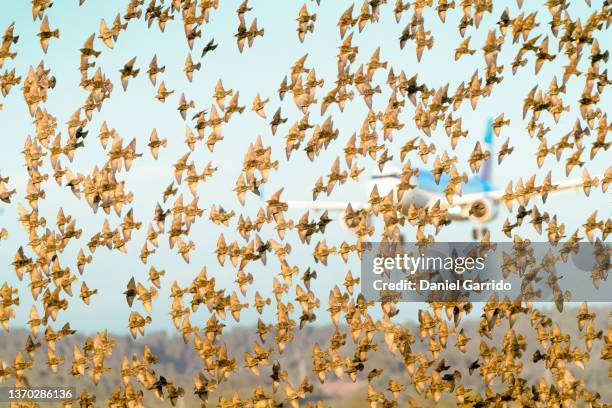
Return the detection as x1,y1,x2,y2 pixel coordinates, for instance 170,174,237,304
481,118,494,191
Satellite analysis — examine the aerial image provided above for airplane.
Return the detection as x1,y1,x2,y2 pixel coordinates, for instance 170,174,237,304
285,119,599,236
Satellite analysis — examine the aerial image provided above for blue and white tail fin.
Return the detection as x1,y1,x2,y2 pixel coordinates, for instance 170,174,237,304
481,118,494,192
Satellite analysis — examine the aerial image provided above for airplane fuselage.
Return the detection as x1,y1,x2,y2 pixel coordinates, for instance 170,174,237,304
368,167,498,225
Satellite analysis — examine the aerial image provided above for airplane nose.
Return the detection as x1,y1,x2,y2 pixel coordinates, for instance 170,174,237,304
399,190,429,214
398,190,413,213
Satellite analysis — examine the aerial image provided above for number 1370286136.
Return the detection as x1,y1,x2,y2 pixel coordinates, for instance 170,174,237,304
0,387,75,402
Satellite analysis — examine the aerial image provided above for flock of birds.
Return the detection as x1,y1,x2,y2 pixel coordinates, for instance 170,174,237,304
0,0,611,407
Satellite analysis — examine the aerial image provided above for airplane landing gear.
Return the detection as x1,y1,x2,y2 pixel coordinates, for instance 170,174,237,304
472,227,489,241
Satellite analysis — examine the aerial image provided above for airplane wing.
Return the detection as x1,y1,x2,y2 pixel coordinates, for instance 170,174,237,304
485,175,592,202
424,175,595,223
544,177,593,193
284,200,367,212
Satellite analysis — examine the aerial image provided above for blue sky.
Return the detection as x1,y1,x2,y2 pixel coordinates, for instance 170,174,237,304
0,0,609,333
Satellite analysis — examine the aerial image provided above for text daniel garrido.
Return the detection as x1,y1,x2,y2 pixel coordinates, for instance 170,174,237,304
370,253,512,292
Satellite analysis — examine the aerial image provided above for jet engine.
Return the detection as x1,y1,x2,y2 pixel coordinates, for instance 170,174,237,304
467,198,496,224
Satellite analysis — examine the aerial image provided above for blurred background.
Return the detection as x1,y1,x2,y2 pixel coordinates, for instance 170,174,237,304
0,0,610,405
